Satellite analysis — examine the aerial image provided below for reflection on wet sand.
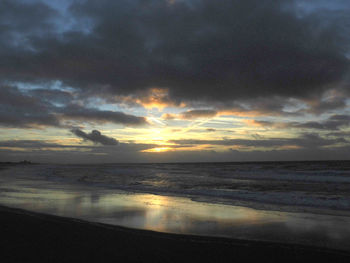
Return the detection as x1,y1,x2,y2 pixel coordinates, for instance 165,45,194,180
1,179,350,251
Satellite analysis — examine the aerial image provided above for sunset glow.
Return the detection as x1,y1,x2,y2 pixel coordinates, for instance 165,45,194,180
0,0,349,163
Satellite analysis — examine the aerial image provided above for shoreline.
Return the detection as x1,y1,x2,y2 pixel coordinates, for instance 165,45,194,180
1,205,350,262
3,163,350,218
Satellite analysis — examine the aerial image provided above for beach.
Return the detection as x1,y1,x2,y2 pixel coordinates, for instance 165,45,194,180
1,205,350,263
1,163,350,262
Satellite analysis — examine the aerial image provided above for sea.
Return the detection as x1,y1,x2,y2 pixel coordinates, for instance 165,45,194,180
1,161,350,250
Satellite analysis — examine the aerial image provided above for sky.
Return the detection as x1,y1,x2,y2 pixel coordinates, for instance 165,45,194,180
0,0,349,163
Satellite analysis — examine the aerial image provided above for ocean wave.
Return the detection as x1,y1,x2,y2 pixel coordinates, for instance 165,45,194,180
1,161,350,214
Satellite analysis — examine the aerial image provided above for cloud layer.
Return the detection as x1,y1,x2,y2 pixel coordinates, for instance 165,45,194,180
71,129,119,145
0,0,349,162
0,0,349,104
0,85,147,128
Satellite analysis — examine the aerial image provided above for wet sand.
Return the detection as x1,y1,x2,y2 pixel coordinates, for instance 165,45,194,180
1,205,349,263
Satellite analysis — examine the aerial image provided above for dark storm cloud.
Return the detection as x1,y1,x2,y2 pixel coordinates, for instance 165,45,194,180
0,86,46,110
235,96,298,116
28,88,74,104
62,105,148,126
304,114,350,130
301,93,348,114
71,129,119,145
0,85,147,128
0,86,60,128
0,0,58,50
0,0,349,104
0,111,59,128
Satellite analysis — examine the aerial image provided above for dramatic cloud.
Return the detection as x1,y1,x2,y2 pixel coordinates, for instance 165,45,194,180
297,115,350,130
0,0,348,105
62,105,148,126
0,85,147,128
0,86,60,128
29,88,74,105
71,129,119,145
0,0,58,51
0,0,350,163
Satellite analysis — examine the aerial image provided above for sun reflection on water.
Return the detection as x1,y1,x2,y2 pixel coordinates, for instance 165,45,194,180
1,179,350,251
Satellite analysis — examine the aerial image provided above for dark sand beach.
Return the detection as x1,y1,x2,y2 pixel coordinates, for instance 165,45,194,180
1,205,350,263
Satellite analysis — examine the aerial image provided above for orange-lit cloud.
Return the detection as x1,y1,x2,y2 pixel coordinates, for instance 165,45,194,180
243,119,287,128
162,109,217,120
142,147,173,153
217,109,286,118
115,88,185,110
